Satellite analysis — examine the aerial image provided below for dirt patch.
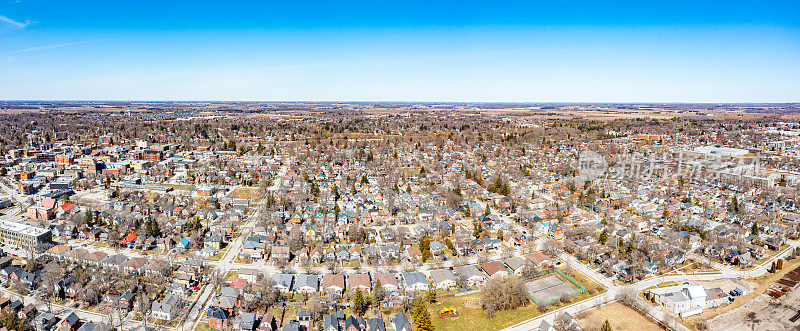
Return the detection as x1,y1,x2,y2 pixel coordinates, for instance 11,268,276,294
693,279,756,294
577,302,664,331
685,259,800,329
707,286,800,331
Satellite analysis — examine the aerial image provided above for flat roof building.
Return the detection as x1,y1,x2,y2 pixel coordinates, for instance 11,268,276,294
0,220,52,252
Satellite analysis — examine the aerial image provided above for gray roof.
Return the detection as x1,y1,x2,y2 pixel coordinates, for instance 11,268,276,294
454,265,485,280
220,286,240,298
323,314,339,330
152,293,178,314
77,321,99,331
503,257,527,271
402,272,428,287
272,274,294,290
240,312,256,330
367,317,386,331
101,254,128,266
389,313,411,331
429,269,457,285
294,274,319,291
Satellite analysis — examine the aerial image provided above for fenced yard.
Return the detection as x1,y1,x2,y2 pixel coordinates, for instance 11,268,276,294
524,267,586,305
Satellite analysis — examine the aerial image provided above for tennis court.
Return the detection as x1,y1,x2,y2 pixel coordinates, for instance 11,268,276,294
525,275,576,304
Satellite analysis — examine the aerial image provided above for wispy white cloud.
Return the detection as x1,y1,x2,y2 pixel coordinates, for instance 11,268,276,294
0,14,30,28
3,39,112,54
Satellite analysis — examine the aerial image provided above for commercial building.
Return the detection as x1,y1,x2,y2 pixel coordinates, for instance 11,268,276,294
0,220,52,252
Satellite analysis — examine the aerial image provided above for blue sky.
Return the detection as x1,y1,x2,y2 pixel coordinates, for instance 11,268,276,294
0,1,798,102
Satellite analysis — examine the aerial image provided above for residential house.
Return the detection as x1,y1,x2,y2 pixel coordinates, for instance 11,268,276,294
429,269,457,290
347,273,371,294
294,274,319,293
322,274,346,296
272,274,294,293
480,261,509,278
402,272,429,292
152,293,180,321
373,273,400,293
454,265,486,287
647,284,708,317
389,313,411,331
58,312,81,331
207,307,230,330
270,246,291,263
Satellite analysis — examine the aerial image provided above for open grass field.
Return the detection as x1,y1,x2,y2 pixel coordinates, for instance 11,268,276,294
577,302,664,331
426,293,543,331
195,322,214,331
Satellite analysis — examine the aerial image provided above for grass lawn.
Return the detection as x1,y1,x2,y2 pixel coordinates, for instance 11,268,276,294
269,305,301,325
426,293,543,331
578,302,665,331
208,250,226,261
559,266,604,295
195,322,214,331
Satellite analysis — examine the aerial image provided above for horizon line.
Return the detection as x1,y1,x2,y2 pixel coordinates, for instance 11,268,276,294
1,100,798,105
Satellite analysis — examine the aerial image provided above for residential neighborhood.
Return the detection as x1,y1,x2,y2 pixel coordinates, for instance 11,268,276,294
0,102,798,331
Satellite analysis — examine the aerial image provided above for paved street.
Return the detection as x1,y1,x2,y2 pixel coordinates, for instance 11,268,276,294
503,239,800,331
186,158,290,330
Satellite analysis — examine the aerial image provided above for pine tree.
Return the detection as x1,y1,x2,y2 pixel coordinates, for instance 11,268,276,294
601,319,613,331
411,297,435,331
353,289,366,316
598,229,608,244
372,279,385,306
426,290,436,303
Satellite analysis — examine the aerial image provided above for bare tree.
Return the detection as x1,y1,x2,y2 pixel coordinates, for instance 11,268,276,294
210,270,225,292
39,261,65,312
136,292,152,326
480,275,528,318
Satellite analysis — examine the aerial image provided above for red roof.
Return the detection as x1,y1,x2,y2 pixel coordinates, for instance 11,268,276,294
122,233,138,244
59,202,74,212
480,261,509,276
231,278,248,290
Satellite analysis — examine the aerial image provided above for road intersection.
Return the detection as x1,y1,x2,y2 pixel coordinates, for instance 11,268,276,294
503,239,800,330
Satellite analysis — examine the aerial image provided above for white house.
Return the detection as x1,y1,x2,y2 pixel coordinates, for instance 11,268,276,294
454,265,486,287
294,274,319,293
402,272,429,292
272,274,294,293
648,284,707,317
429,269,457,289
151,293,179,321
